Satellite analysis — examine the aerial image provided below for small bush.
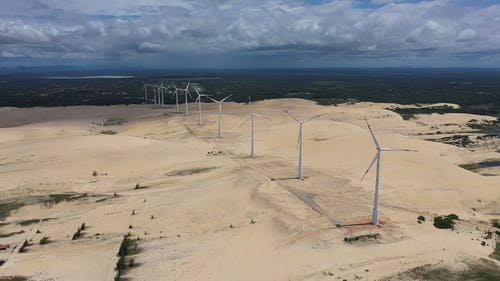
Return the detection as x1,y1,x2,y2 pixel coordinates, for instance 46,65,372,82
492,219,500,229
417,215,426,222
72,228,82,240
135,183,140,189
433,216,455,229
39,236,50,245
447,214,459,220
19,239,29,253
80,223,86,231
92,171,98,176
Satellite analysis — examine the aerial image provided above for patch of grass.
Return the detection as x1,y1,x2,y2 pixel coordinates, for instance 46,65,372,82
344,233,381,244
166,166,217,177
102,118,127,127
381,259,500,281
115,233,139,280
460,163,482,172
100,130,118,135
0,230,25,238
44,193,88,205
17,218,52,226
0,277,28,281
0,201,24,221
491,237,500,262
492,219,500,229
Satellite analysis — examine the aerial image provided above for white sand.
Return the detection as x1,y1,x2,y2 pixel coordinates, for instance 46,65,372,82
0,99,498,280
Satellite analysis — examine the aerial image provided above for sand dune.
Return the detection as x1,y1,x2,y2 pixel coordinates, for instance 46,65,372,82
0,99,498,280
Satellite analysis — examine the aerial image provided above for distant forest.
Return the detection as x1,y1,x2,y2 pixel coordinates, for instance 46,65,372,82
0,69,499,116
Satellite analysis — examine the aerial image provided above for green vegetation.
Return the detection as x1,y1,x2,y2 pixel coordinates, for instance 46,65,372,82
166,167,217,176
0,201,24,221
100,130,118,135
492,219,500,229
39,236,50,245
0,277,28,281
460,163,483,172
433,215,458,229
0,230,25,238
344,233,381,244
44,193,88,205
17,218,52,226
418,215,426,222
115,233,139,281
381,259,500,281
18,239,30,253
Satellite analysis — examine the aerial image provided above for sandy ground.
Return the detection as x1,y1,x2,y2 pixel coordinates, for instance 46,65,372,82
0,99,499,281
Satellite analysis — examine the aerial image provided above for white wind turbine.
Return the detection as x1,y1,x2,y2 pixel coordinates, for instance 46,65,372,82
209,95,231,138
171,83,181,113
142,82,153,103
180,81,191,116
193,84,208,126
285,109,326,180
240,98,268,158
361,119,417,225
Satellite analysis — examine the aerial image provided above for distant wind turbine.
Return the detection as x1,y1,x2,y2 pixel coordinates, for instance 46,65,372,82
361,119,417,225
180,81,191,116
285,109,326,180
209,95,231,138
240,97,268,158
193,85,208,126
171,83,181,113
142,82,153,102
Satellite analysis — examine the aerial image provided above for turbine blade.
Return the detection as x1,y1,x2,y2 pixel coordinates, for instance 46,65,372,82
254,113,269,120
221,95,231,103
361,153,379,182
365,119,381,148
208,97,219,103
382,147,418,152
239,116,251,127
305,112,327,122
285,108,301,123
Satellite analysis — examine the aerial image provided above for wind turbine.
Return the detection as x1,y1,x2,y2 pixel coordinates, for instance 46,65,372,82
152,83,157,105
193,84,208,126
361,119,417,226
209,95,231,138
285,109,326,180
240,98,268,158
142,82,148,102
171,83,181,113
181,81,191,116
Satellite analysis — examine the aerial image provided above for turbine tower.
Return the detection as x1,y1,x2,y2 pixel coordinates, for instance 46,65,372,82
183,81,191,115
152,83,157,105
193,85,208,126
209,95,231,138
361,119,416,225
285,109,326,180
143,82,153,103
171,83,181,113
240,97,267,158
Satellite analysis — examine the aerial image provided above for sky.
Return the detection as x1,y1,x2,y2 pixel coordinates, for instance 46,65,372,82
1,0,500,69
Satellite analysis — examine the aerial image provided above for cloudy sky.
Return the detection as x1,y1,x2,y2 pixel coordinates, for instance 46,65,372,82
1,0,500,68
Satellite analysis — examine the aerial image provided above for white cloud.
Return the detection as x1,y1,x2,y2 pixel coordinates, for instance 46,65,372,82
0,0,499,65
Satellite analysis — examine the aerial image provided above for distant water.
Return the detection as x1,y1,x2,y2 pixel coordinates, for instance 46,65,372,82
45,76,134,79
478,160,500,168
481,128,500,137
